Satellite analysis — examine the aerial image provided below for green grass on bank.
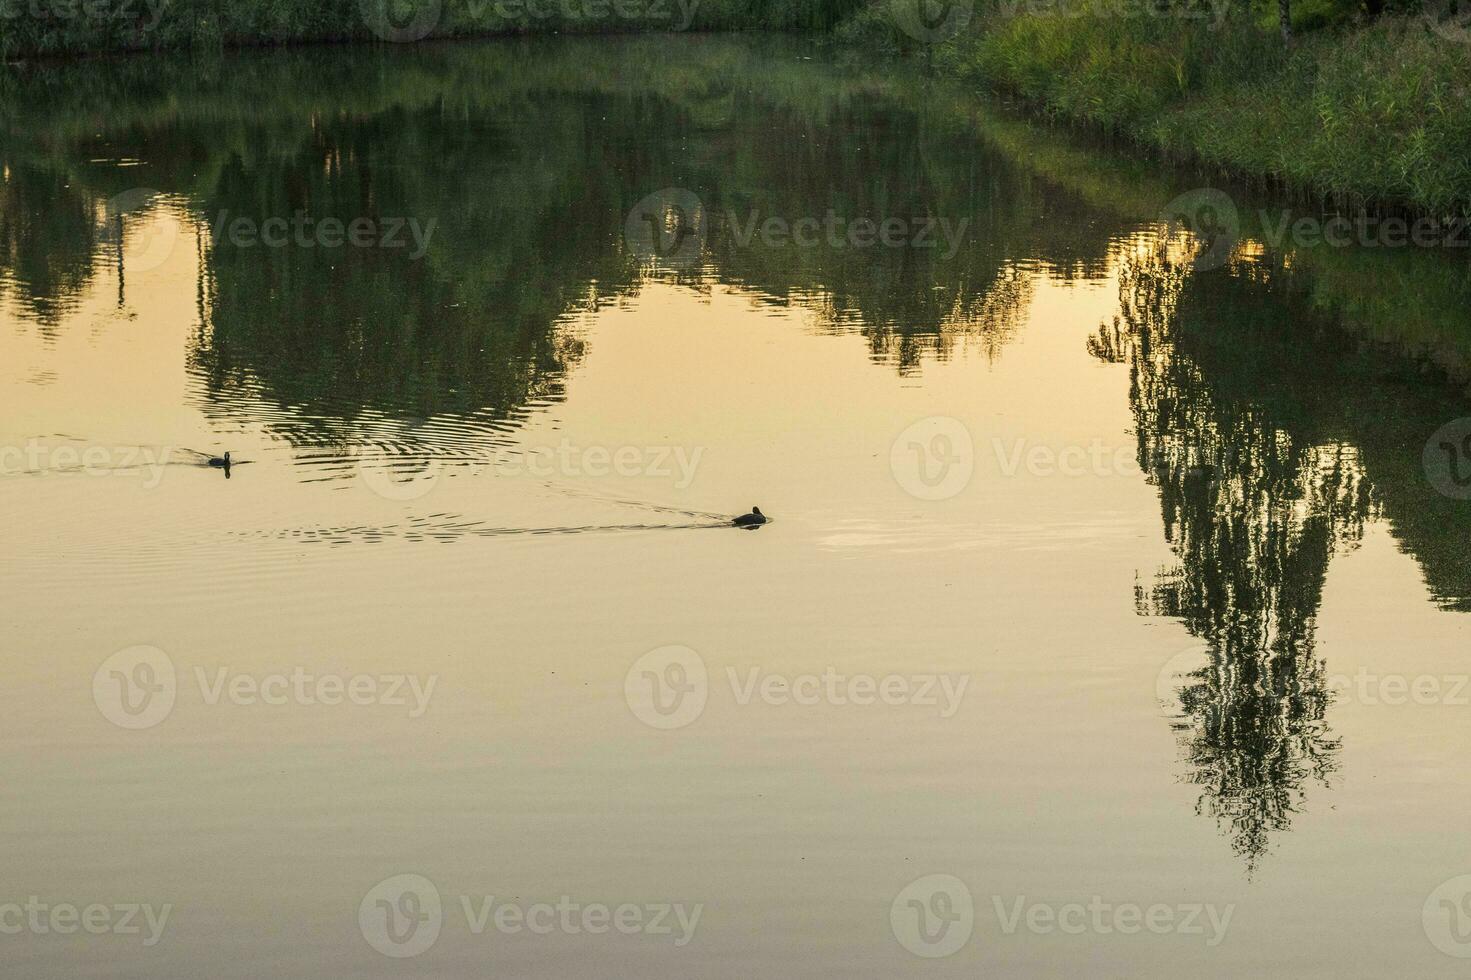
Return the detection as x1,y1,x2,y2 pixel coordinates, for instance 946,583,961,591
839,0,1471,215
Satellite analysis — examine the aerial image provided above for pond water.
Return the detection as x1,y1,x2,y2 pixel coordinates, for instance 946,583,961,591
4,34,1471,979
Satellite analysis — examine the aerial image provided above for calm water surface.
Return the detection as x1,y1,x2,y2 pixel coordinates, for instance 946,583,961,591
4,35,1471,978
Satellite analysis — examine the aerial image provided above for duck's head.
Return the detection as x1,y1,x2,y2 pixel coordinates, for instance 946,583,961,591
751,506,762,517
223,451,231,464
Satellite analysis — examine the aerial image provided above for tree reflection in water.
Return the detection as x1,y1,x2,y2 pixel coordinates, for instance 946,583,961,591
1092,246,1383,871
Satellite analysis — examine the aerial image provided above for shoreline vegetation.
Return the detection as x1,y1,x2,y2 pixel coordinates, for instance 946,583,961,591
839,0,1471,218
3,1,1469,217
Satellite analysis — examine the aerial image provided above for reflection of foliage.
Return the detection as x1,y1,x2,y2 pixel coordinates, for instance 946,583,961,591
0,167,97,331
0,36,1050,412
187,96,630,442
1100,248,1371,872
1170,641,1338,873
842,264,1032,374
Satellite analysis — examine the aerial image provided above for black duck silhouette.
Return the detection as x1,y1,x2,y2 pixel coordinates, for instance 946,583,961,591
733,506,767,528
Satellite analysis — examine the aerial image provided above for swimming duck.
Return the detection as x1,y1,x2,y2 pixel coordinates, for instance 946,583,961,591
208,452,231,468
733,506,767,528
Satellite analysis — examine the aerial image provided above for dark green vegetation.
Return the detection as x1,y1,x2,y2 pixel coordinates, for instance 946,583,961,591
842,1,1471,215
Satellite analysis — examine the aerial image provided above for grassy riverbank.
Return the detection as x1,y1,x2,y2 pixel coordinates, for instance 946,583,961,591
839,1,1471,215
